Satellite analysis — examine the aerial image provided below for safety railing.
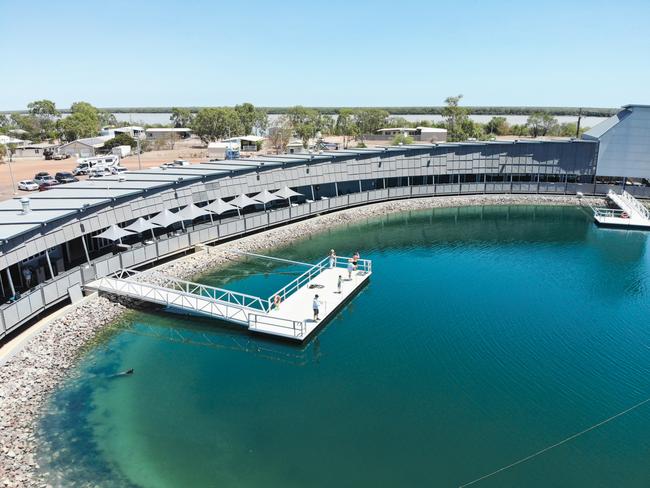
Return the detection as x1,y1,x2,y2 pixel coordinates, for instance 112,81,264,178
107,268,269,312
248,313,305,339
593,207,628,219
619,190,650,220
266,254,373,308
266,256,331,308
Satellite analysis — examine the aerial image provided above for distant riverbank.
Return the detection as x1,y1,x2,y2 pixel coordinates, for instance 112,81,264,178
105,112,608,128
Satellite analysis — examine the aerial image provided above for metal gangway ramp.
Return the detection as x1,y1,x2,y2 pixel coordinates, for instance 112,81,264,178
593,189,650,229
85,254,372,341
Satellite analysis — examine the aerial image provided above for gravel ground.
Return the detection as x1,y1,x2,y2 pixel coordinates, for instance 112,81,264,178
0,194,604,487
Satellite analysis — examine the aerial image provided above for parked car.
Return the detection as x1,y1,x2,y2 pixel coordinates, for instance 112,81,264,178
33,172,56,185
38,180,60,191
52,153,69,160
88,167,113,179
110,166,128,175
18,180,39,191
55,172,78,184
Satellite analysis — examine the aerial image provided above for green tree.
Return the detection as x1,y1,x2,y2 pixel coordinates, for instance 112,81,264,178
103,133,137,150
334,109,358,149
353,109,389,141
442,95,470,141
385,116,413,128
98,111,117,127
235,103,256,134
27,99,58,118
0,144,6,161
540,113,558,136
526,112,555,137
391,134,414,145
485,116,509,136
57,101,101,141
233,103,268,135
510,124,530,137
268,115,292,153
252,108,268,135
286,106,321,147
10,113,40,140
170,107,194,128
319,114,335,136
192,108,243,143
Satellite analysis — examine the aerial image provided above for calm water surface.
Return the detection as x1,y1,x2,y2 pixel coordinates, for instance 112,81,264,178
38,205,650,487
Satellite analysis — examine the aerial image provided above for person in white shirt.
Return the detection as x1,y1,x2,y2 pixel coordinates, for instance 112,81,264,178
313,295,321,321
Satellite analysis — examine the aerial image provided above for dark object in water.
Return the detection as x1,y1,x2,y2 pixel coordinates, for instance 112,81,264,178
111,368,134,378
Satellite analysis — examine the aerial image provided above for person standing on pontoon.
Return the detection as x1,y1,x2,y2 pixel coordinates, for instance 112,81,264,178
313,295,321,321
329,249,336,268
352,251,360,271
347,259,354,279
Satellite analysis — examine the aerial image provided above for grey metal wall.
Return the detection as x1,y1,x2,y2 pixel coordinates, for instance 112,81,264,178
587,106,650,178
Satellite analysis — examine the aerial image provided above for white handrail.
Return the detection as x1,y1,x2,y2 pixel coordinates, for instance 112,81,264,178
248,313,304,338
112,268,269,312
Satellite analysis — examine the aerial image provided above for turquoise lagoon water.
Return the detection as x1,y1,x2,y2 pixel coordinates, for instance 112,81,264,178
38,205,650,487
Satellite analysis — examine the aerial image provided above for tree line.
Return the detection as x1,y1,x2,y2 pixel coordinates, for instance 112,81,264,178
17,105,615,118
1,97,596,153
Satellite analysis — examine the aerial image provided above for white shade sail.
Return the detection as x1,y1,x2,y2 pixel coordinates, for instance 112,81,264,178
123,217,157,233
252,189,282,205
229,194,259,209
150,209,183,227
93,225,134,242
273,186,303,200
176,203,211,221
204,198,237,215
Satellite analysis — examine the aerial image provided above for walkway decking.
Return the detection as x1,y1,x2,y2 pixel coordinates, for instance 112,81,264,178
249,267,370,340
85,255,372,342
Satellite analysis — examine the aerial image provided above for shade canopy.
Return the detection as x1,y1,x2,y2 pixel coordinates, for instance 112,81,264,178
204,198,237,215
176,203,211,221
229,194,259,209
123,217,157,234
150,209,183,227
273,186,303,200
252,189,282,205
93,224,134,242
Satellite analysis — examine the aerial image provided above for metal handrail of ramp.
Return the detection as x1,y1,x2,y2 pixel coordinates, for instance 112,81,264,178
248,313,305,339
114,268,269,312
91,269,269,324
608,189,650,221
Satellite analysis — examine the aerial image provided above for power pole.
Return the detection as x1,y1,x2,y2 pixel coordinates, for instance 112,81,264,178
575,108,582,138
136,136,142,170
7,151,16,194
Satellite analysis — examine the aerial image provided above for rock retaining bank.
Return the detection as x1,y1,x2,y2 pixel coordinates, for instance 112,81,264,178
0,194,603,487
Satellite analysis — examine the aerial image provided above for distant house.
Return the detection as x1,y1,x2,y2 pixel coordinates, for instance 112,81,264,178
374,126,447,143
0,135,28,145
114,126,145,139
222,135,264,151
59,136,112,157
145,128,192,140
286,140,306,154
13,142,59,158
208,142,238,160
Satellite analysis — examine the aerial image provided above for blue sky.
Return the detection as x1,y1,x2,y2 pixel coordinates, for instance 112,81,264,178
1,0,649,110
